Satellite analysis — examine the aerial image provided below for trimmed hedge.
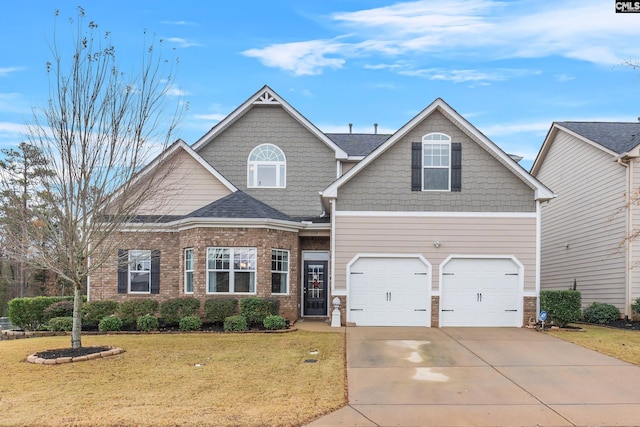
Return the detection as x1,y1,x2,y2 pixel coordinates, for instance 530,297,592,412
160,297,200,324
583,302,620,324
240,297,278,327
179,315,202,331
43,300,75,321
8,296,74,331
119,299,159,327
83,301,120,328
263,315,286,330
48,316,74,331
99,315,123,332
632,297,640,318
224,315,248,332
540,290,581,328
204,298,238,324
136,314,159,332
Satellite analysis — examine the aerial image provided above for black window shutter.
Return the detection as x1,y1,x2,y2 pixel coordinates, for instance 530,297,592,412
117,249,128,294
150,250,161,294
411,142,422,191
451,142,462,192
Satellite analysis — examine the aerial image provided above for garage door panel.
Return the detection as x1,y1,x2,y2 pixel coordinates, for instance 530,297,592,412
349,257,430,327
441,258,522,327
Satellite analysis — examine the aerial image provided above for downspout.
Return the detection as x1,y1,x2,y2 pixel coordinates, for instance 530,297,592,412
617,155,632,318
536,200,541,319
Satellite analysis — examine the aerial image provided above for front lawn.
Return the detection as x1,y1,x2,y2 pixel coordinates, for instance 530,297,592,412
0,331,345,427
546,324,640,366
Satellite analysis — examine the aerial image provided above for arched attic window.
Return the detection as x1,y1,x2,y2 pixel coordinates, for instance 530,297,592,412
247,144,286,188
422,133,451,191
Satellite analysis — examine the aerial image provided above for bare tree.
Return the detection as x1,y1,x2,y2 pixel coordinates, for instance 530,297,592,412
5,7,183,348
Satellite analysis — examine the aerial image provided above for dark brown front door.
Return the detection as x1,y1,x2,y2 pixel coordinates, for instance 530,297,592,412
303,261,328,316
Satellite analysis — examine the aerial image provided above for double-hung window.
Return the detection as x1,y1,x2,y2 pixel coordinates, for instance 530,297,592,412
247,144,286,188
184,248,194,294
207,247,257,293
129,250,151,293
271,249,289,294
422,133,451,191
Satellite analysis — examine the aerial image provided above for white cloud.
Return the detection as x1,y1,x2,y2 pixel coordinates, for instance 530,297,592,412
166,87,190,97
242,0,640,75
163,37,202,48
0,67,23,77
399,68,540,83
161,20,196,26
242,39,346,76
193,113,226,121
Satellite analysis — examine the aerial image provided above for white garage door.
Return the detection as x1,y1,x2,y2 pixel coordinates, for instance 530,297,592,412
440,258,521,327
349,257,430,326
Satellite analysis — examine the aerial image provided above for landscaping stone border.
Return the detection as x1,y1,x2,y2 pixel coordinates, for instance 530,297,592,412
26,347,125,365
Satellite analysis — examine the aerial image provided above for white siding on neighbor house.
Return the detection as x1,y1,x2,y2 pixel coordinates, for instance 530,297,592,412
333,214,537,294
631,157,640,306
134,150,232,216
535,130,627,310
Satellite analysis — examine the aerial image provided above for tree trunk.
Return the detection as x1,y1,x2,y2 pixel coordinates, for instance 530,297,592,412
71,284,83,349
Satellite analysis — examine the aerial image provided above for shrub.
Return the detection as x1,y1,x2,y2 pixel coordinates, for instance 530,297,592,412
540,290,581,328
48,316,74,331
99,315,123,332
204,298,238,324
179,315,202,331
136,314,159,332
8,296,74,331
83,301,119,328
160,297,201,324
43,300,75,321
240,297,278,327
263,315,286,330
119,299,159,327
632,297,640,318
583,302,621,324
224,315,248,332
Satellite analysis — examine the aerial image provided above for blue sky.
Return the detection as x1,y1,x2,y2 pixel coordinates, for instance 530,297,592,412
1,1,640,170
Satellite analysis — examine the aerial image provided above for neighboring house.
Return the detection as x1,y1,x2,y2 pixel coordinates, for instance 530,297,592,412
531,122,640,318
89,85,554,327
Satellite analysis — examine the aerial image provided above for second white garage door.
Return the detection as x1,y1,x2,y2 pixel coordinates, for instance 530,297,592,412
349,256,430,326
440,257,522,327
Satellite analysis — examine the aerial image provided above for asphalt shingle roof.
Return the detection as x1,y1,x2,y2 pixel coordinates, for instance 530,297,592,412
558,122,640,154
184,191,293,221
326,133,391,157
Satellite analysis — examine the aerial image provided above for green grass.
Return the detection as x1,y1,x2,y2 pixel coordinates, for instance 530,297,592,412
547,324,640,366
0,331,346,427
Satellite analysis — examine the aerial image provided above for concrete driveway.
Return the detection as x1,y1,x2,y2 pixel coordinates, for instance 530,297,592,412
307,327,640,427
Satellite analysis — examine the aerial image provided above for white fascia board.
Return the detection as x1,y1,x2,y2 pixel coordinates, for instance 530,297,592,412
115,218,305,233
192,85,348,160
334,210,537,218
323,98,554,201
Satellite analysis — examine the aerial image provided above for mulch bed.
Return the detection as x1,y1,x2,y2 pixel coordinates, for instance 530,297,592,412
603,319,640,331
35,346,111,359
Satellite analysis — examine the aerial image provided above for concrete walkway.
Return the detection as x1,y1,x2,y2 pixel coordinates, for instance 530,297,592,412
306,326,640,427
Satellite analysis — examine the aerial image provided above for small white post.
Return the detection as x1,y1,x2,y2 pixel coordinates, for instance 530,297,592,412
331,297,341,327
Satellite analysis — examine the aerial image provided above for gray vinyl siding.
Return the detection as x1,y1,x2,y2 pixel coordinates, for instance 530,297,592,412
535,131,627,311
333,214,537,293
196,105,337,217
336,110,536,212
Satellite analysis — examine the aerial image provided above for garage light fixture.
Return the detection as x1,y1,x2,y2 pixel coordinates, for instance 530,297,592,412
433,241,441,248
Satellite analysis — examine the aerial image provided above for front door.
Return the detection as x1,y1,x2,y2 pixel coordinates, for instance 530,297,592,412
303,261,328,316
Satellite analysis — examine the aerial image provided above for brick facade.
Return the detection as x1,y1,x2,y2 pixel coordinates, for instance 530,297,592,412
90,227,302,322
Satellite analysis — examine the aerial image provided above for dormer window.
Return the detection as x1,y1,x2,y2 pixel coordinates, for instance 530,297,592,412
247,144,286,188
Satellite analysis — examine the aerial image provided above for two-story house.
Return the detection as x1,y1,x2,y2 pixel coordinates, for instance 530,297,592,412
88,86,554,327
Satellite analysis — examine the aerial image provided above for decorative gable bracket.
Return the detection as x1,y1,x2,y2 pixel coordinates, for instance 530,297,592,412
253,91,280,105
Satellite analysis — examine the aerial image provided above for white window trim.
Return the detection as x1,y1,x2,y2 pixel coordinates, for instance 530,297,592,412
206,247,257,294
129,250,151,294
184,248,194,294
422,133,451,192
271,249,290,295
247,144,286,188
